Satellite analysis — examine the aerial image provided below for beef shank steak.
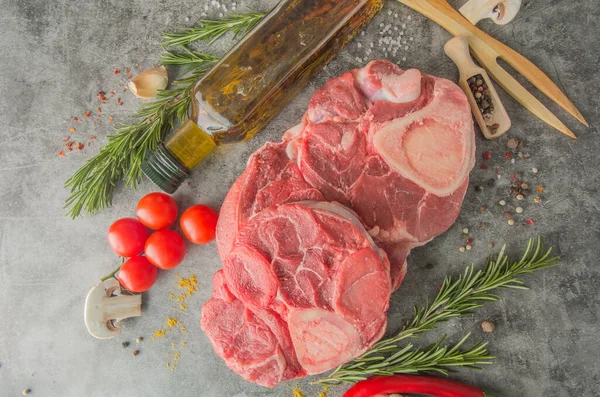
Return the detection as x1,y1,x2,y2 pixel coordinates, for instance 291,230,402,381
203,59,475,387
287,60,474,288
202,202,391,387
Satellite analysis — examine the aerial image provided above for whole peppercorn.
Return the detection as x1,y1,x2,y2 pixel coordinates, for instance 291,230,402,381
483,151,492,160
481,320,495,333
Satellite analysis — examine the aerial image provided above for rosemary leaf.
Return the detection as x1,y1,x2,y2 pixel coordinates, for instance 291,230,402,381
319,238,558,384
159,49,220,73
161,11,265,48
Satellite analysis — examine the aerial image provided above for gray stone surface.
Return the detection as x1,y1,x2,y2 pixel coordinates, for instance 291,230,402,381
0,0,598,396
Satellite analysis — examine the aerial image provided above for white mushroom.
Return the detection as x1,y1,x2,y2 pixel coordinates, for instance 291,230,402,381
459,0,522,25
84,278,142,339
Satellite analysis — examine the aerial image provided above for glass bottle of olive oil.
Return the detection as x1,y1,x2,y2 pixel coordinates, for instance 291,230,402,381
142,0,383,193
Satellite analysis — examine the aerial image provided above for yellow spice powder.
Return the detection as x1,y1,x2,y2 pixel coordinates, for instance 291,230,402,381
318,386,329,397
291,385,304,397
153,329,166,338
154,273,199,371
176,274,198,301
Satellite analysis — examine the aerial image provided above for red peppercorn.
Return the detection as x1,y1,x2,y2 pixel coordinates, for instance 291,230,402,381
466,238,473,244
480,164,489,170
505,152,512,159
495,168,501,174
526,219,534,225
483,151,492,160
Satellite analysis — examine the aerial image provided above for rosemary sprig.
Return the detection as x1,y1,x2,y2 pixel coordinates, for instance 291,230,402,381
161,11,265,48
320,333,493,384
159,49,220,73
64,13,264,218
319,237,558,384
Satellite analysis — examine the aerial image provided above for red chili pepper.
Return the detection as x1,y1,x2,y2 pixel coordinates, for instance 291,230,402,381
343,375,495,397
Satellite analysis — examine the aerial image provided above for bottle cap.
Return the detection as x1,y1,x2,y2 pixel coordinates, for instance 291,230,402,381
141,144,190,194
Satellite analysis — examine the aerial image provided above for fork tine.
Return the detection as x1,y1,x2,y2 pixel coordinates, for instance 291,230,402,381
488,38,588,127
482,60,576,139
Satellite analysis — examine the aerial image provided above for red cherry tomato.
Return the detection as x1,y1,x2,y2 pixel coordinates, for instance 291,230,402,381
180,204,219,244
117,256,158,293
144,230,186,270
136,192,178,230
107,218,149,257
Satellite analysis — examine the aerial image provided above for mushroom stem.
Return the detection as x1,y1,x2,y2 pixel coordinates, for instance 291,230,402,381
102,294,142,321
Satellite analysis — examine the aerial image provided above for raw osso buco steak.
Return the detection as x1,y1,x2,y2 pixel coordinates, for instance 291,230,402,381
202,60,475,387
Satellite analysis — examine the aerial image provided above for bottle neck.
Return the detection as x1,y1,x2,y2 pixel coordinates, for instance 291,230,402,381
164,119,217,170
141,119,216,193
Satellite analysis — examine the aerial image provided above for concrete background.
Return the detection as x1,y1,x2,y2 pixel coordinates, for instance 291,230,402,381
0,0,598,396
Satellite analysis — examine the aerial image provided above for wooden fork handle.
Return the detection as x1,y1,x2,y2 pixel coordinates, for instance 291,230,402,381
398,0,587,135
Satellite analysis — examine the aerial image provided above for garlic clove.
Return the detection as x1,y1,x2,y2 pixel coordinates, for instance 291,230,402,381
127,66,169,99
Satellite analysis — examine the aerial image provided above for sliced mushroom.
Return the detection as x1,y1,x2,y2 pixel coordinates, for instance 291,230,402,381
84,278,142,339
459,0,522,25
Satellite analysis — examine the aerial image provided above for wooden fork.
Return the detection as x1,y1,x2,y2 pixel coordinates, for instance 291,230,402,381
397,0,589,139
